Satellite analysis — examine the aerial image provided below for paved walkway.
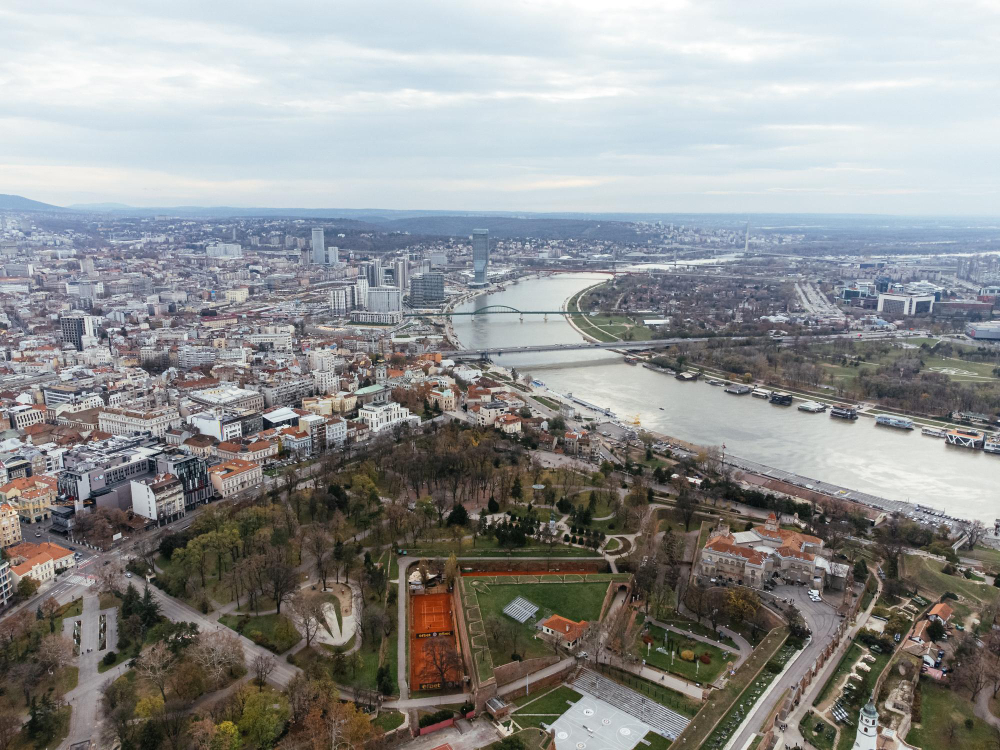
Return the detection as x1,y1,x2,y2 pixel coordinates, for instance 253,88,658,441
646,617,741,655
60,594,129,750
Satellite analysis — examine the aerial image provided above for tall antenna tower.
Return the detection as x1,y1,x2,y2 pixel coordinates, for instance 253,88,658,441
743,220,751,254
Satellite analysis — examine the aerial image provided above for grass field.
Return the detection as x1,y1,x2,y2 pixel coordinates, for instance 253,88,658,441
799,711,837,750
903,555,999,610
637,623,728,683
813,643,862,706
907,679,997,750
219,613,301,654
965,546,1000,569
653,612,737,649
514,686,582,715
469,580,612,662
373,711,405,731
640,731,673,750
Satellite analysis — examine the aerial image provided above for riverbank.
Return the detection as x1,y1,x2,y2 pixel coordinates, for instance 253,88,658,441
449,273,1000,524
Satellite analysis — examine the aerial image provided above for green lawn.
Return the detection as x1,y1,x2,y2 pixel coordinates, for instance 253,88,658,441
903,555,999,609
964,546,1000,569
514,686,582,715
640,731,673,750
219,613,301,654
604,538,621,552
532,395,563,411
907,679,998,750
485,729,550,750
799,711,837,750
468,580,612,663
637,623,729,683
813,643,863,706
373,711,404,731
652,612,737,649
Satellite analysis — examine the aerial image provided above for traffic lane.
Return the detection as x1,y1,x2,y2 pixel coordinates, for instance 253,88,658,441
729,586,842,750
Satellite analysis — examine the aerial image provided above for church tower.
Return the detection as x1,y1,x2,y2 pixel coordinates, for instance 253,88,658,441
853,696,878,750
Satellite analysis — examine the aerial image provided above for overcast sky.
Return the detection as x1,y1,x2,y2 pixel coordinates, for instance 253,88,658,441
2,1,998,214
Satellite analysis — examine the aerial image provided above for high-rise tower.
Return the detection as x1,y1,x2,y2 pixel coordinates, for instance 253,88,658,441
311,227,325,264
472,229,489,286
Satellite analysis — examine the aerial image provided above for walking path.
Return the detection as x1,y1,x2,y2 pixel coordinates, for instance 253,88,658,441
60,594,130,750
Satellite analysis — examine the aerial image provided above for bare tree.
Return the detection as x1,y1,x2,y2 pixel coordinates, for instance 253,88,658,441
967,520,988,550
307,530,334,590
289,590,326,648
191,630,244,687
0,709,20,750
264,558,297,614
252,652,277,690
95,560,125,594
37,633,74,674
418,637,463,688
136,641,173,700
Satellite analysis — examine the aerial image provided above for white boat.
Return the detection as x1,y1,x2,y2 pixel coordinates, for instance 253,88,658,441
751,388,771,399
921,427,947,438
797,401,828,413
875,415,914,430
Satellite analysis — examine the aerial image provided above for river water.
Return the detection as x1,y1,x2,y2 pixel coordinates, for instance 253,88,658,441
451,273,1000,523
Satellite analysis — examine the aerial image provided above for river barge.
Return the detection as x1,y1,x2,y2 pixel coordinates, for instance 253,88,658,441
875,415,914,430
798,401,828,413
769,392,793,406
921,427,947,438
830,405,858,420
724,384,752,395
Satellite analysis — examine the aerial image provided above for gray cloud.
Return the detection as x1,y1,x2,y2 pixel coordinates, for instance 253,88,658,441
1,0,997,213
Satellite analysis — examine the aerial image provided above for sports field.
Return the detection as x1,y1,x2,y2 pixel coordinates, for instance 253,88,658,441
462,574,626,681
410,592,462,690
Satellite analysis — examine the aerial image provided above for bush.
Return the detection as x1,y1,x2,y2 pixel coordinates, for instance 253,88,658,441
571,536,578,544
199,598,210,614
680,650,695,662
563,534,570,542
965,718,974,730
699,652,711,664
765,660,783,674
102,651,117,666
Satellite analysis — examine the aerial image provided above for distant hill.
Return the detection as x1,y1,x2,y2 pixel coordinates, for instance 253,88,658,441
380,215,640,241
68,202,133,210
0,194,65,211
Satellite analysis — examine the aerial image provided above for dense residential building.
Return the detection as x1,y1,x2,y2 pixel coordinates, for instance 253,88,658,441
0,561,11,606
0,503,22,548
189,386,266,412
59,311,98,350
208,458,262,498
98,405,181,437
155,450,213,509
57,435,162,510
131,473,185,525
0,475,57,524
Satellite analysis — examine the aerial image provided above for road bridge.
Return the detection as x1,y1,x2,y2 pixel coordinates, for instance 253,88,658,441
404,304,610,318
448,336,721,359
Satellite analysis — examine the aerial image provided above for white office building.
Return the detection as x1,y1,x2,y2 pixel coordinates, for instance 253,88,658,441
207,243,243,258
358,402,420,433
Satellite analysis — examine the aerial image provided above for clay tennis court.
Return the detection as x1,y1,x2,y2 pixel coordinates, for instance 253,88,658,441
410,592,462,690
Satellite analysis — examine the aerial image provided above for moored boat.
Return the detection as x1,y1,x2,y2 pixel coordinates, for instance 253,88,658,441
921,427,947,438
830,405,858,420
797,401,827,413
875,415,914,430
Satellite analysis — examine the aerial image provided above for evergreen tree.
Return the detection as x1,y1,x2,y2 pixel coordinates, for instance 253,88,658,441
122,582,141,619
140,585,161,629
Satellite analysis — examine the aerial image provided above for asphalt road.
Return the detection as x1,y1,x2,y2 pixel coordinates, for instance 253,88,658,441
728,585,843,750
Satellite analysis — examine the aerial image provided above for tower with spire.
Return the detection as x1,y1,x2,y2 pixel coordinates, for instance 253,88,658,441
853,696,879,750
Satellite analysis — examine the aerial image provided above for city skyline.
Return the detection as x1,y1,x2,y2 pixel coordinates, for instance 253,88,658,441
2,1,998,214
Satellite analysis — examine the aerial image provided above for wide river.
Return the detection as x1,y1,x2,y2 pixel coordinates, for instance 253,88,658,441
452,273,1000,523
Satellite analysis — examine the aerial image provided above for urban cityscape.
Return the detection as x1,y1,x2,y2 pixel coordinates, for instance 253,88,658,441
1,3,999,750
